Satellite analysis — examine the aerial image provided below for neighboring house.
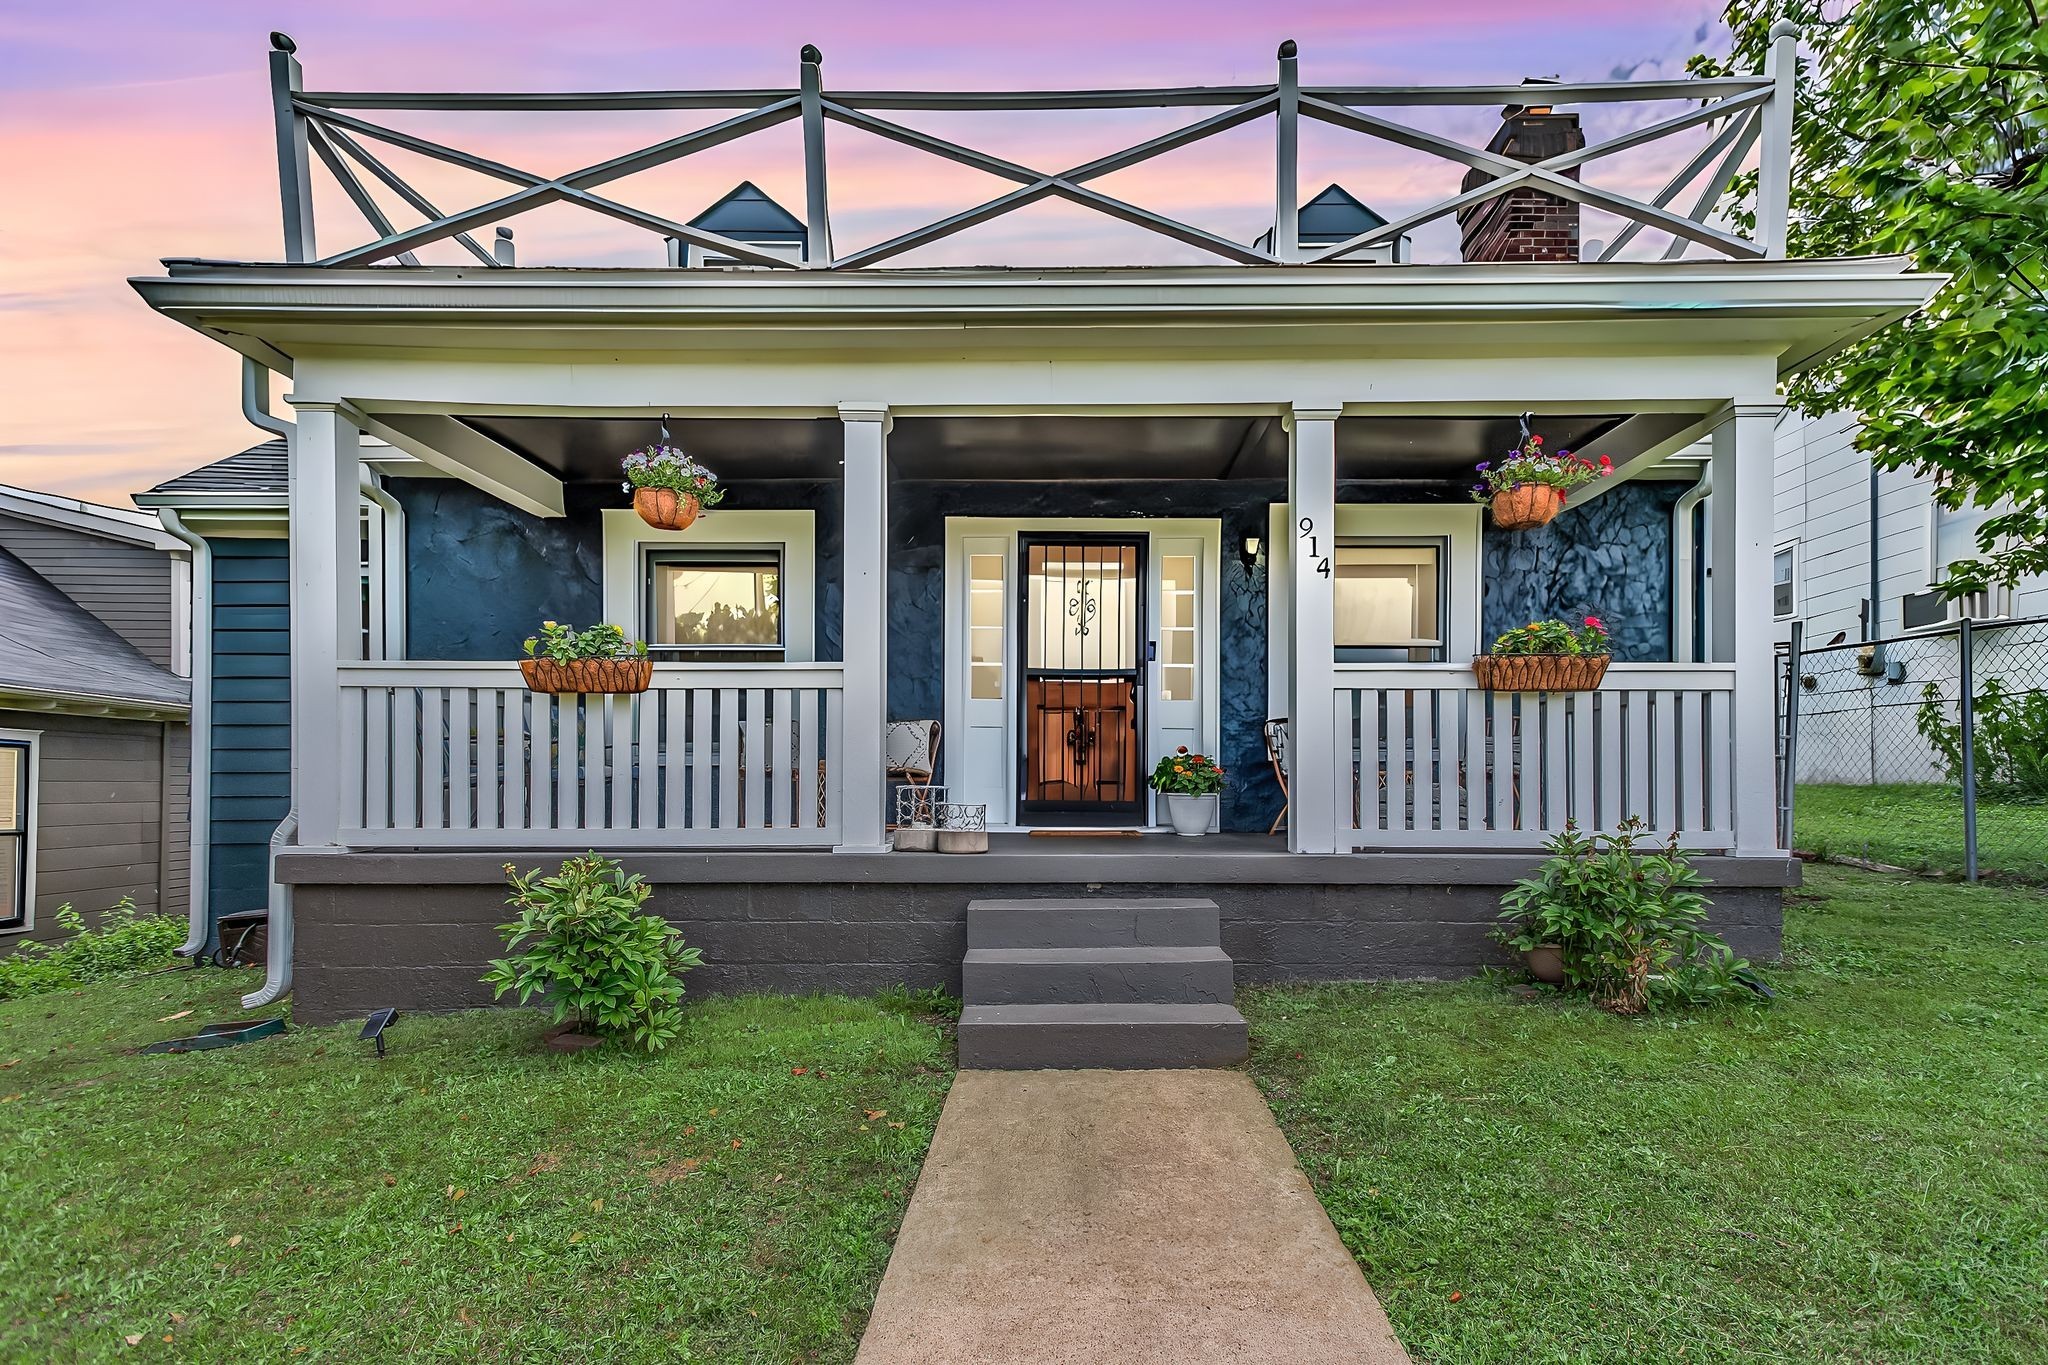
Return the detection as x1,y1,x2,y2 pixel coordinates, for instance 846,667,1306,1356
1772,407,2048,648
128,35,1941,1029
0,486,192,947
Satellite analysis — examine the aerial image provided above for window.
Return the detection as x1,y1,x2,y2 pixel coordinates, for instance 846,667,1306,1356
1773,543,1797,619
969,553,1006,700
1158,553,1199,702
0,736,31,931
1333,541,1445,663
644,549,783,653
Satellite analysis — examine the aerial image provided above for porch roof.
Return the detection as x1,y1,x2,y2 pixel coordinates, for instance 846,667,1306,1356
134,256,1944,379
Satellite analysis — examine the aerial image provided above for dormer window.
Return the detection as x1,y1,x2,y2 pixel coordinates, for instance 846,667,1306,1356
668,181,808,267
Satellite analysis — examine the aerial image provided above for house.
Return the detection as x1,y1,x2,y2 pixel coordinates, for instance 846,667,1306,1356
1772,407,2048,647
0,485,192,948
129,32,1941,1029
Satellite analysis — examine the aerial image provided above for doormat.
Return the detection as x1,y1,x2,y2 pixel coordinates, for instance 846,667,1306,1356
1025,829,1143,838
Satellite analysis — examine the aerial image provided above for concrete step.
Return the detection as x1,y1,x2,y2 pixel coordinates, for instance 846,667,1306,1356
966,897,1220,951
962,946,1236,1006
957,1003,1250,1070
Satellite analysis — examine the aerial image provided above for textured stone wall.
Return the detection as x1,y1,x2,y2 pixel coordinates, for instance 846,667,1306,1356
1481,479,1685,661
393,477,842,662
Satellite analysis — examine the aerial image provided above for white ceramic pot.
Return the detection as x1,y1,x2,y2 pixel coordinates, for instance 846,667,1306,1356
1163,793,1216,838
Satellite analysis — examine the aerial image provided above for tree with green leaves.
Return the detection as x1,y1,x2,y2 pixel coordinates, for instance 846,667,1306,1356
1698,0,2048,593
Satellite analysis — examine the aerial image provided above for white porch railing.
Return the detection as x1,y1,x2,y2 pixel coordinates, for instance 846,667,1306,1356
338,662,844,848
1333,664,1736,850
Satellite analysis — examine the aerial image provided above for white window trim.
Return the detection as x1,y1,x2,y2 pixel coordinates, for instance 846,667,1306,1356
1773,539,1798,621
0,726,41,936
1267,503,1483,716
601,510,816,661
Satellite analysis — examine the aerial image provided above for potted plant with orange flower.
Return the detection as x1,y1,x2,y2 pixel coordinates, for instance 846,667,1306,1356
1148,746,1225,837
1470,433,1613,530
1471,615,1612,692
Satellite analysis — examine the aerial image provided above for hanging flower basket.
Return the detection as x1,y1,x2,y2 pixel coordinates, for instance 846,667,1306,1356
520,658,653,695
633,487,702,532
1471,431,1612,532
624,440,724,532
1471,652,1610,692
520,622,652,694
1490,484,1564,530
1474,615,1611,691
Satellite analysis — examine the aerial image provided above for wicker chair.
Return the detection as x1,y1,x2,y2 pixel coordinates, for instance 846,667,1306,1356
885,720,941,824
1262,717,1289,836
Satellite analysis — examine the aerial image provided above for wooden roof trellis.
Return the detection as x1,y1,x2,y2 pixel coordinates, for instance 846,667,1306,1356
262,25,1802,273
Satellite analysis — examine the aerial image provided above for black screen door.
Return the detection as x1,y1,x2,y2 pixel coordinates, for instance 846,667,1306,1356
1016,535,1146,824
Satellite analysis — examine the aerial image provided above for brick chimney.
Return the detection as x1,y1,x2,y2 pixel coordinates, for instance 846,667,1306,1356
1457,87,1586,263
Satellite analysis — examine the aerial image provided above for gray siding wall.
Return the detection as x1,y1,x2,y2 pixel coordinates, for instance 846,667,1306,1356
0,512,179,669
0,709,174,947
1772,409,2048,644
208,539,291,927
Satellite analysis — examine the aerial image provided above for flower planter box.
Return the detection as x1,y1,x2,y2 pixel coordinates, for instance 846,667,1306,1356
1471,653,1610,692
633,487,702,531
520,658,654,695
1489,484,1564,530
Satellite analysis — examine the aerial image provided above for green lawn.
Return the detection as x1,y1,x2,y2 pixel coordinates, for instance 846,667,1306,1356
1245,864,2048,1365
0,974,953,1363
1796,782,2048,882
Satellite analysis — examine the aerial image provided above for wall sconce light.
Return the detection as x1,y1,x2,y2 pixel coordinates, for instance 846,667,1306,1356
1239,533,1263,574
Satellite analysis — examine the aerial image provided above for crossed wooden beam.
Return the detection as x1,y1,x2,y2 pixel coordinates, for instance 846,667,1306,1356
286,46,1774,271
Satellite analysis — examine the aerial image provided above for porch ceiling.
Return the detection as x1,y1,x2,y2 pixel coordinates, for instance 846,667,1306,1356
456,412,1655,484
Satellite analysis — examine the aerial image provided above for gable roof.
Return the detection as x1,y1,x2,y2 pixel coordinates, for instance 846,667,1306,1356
689,182,806,241
138,441,289,500
0,484,182,551
1296,184,1389,242
0,546,188,713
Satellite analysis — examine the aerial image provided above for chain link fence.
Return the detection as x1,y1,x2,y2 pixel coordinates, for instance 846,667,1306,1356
1780,615,2048,880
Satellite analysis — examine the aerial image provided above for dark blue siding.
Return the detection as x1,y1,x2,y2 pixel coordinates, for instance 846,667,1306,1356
207,539,290,929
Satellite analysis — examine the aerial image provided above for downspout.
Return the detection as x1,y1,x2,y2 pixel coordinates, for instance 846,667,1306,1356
1674,463,1712,663
1866,457,1882,644
359,473,406,656
241,356,298,1008
157,509,212,958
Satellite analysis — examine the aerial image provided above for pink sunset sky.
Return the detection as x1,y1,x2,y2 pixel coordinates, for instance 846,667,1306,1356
0,0,1730,508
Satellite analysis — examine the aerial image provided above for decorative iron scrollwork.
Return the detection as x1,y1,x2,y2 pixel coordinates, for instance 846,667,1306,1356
1065,708,1098,772
1066,577,1098,639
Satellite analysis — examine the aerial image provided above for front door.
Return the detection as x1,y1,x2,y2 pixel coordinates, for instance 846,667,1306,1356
1016,536,1147,824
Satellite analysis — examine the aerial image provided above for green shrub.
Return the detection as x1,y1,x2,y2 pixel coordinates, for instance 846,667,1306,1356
0,899,185,1000
1492,821,1761,1013
483,854,702,1052
1915,677,2048,802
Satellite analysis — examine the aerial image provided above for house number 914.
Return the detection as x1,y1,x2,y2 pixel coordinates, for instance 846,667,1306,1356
1298,516,1330,577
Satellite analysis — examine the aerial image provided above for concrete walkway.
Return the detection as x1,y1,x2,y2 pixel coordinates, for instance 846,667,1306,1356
855,1070,1411,1365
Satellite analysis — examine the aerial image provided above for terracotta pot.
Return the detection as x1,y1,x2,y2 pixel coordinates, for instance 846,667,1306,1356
633,486,702,531
1490,484,1564,530
1524,944,1566,985
520,657,654,695
1470,653,1610,693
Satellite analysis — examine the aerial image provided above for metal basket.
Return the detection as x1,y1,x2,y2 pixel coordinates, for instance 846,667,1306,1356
893,785,947,851
935,801,988,854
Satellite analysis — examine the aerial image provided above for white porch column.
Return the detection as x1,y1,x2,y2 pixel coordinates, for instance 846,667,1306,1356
1286,405,1341,854
837,403,891,853
285,401,363,847
1711,400,1784,855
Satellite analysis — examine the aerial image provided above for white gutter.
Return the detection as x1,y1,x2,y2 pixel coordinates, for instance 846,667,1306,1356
1674,464,1713,663
239,353,299,1008
242,356,293,438
156,509,213,959
242,812,296,1009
